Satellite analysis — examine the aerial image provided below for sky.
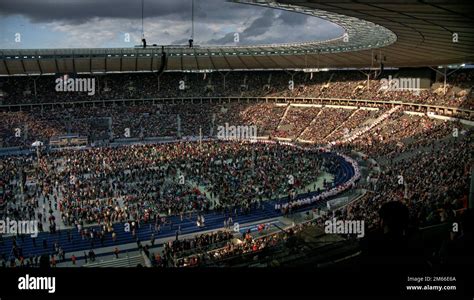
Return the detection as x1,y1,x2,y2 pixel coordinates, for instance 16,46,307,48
0,0,344,49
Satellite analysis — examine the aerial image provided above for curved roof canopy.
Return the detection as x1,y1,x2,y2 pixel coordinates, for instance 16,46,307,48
0,0,473,75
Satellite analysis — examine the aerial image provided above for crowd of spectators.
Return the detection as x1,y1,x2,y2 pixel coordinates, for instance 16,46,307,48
1,141,329,235
0,68,472,268
170,222,310,267
274,106,321,139
4,102,460,149
1,69,472,109
324,109,381,143
327,127,471,231
299,108,353,142
0,102,290,147
161,230,234,266
346,112,458,159
1,68,472,148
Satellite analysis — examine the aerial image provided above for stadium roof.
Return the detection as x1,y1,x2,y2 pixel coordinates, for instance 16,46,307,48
0,0,473,75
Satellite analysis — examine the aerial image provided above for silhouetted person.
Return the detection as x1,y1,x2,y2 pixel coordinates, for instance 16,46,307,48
151,234,155,246
88,249,96,262
360,201,427,272
39,254,50,268
439,208,474,268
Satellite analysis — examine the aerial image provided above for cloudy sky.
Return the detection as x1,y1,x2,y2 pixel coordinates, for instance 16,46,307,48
0,0,344,49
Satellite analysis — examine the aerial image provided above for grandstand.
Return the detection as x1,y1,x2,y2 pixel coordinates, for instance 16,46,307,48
0,1,473,298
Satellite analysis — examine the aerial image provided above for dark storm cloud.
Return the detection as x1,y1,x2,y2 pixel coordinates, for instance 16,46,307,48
205,32,235,45
0,0,196,24
205,9,277,45
0,0,342,48
0,0,256,24
244,9,277,37
171,37,189,45
277,11,309,25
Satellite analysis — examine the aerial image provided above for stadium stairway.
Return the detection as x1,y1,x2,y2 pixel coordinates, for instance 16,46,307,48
0,153,355,260
83,253,145,268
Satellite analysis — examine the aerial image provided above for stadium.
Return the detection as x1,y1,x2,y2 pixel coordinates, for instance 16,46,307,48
0,0,473,297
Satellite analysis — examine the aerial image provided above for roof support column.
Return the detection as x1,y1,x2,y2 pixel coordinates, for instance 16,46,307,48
429,65,465,96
